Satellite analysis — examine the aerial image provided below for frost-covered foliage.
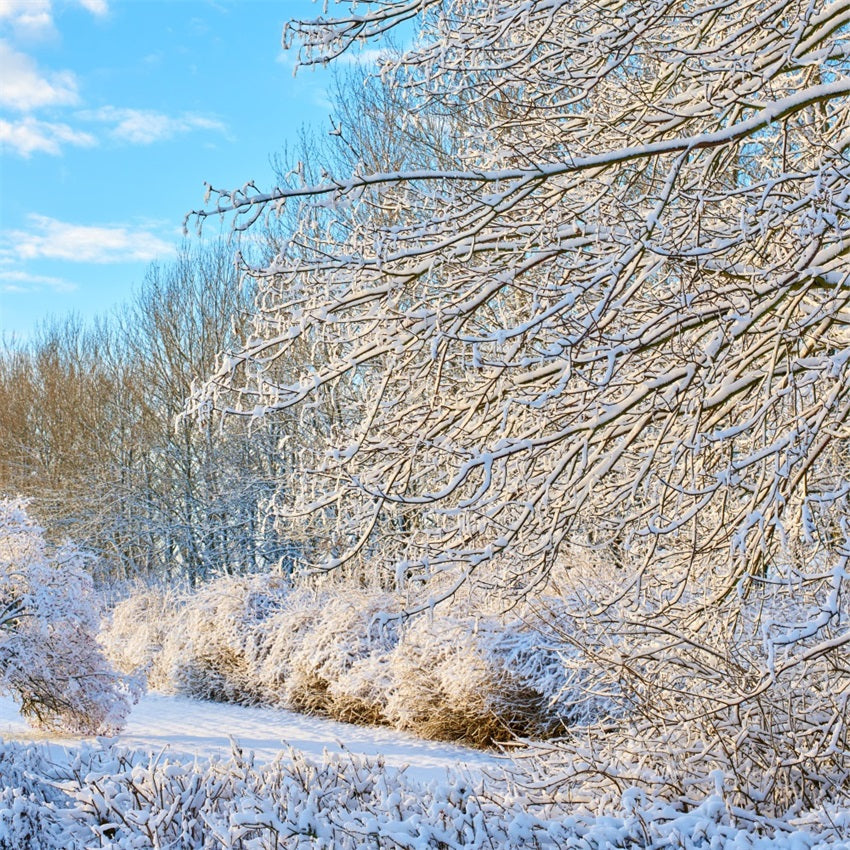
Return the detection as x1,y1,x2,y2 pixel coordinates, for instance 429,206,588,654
2,738,850,849
0,498,137,735
103,576,587,743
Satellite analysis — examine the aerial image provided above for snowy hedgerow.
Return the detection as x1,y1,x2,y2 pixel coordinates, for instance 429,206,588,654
0,498,138,735
261,587,400,724
164,574,290,705
106,576,620,744
107,578,401,721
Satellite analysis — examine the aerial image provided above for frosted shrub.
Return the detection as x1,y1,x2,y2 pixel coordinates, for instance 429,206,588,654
387,615,567,746
166,574,289,705
523,566,850,816
516,595,626,728
259,587,399,724
0,498,137,735
101,586,181,691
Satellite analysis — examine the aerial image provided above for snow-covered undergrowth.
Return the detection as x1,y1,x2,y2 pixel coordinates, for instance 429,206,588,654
102,565,850,816
0,498,137,735
2,738,850,850
523,555,850,817
102,575,592,746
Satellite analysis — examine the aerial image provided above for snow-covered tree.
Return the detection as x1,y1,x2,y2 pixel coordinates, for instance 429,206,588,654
192,0,850,598
187,0,850,805
0,498,137,734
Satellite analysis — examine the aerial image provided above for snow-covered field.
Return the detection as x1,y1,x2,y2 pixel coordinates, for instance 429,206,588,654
0,692,500,784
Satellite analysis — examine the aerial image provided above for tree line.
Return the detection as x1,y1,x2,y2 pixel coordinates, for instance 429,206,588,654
0,243,290,584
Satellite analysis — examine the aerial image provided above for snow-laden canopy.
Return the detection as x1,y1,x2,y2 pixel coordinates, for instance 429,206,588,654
191,0,850,606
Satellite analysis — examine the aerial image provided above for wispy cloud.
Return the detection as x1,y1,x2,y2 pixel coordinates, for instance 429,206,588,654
0,40,79,111
2,215,175,264
277,44,397,70
0,269,76,293
0,115,95,156
76,0,108,14
335,47,396,68
79,106,227,144
0,0,107,37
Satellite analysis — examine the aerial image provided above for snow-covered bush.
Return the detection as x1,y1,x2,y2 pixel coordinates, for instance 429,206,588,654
260,588,400,724
109,576,603,744
0,498,138,735
101,585,182,692
107,577,401,727
386,615,568,746
0,742,63,850
252,587,322,705
164,574,289,705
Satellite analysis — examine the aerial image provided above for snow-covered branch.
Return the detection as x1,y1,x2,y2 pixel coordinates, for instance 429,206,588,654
190,0,850,617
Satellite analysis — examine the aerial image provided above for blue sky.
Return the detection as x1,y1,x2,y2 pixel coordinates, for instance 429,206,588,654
0,0,350,338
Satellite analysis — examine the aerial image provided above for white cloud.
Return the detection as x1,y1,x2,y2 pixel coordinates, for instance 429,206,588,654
79,106,226,144
0,115,95,155
3,215,175,264
0,269,76,293
0,0,52,36
0,40,79,110
0,0,107,36
76,0,107,14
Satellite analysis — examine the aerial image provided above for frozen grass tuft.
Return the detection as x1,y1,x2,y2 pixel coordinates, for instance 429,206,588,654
266,588,400,724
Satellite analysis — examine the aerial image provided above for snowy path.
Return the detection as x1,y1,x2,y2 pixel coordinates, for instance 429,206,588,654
0,693,503,783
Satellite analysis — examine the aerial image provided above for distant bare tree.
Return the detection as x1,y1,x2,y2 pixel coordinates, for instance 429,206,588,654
0,243,289,582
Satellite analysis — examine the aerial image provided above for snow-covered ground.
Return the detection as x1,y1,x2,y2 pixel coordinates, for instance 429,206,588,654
0,692,501,783
5,693,850,848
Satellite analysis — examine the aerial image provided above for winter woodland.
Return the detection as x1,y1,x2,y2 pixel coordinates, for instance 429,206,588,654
2,0,850,845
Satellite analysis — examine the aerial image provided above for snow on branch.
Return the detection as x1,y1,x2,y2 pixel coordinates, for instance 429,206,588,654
188,0,850,622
